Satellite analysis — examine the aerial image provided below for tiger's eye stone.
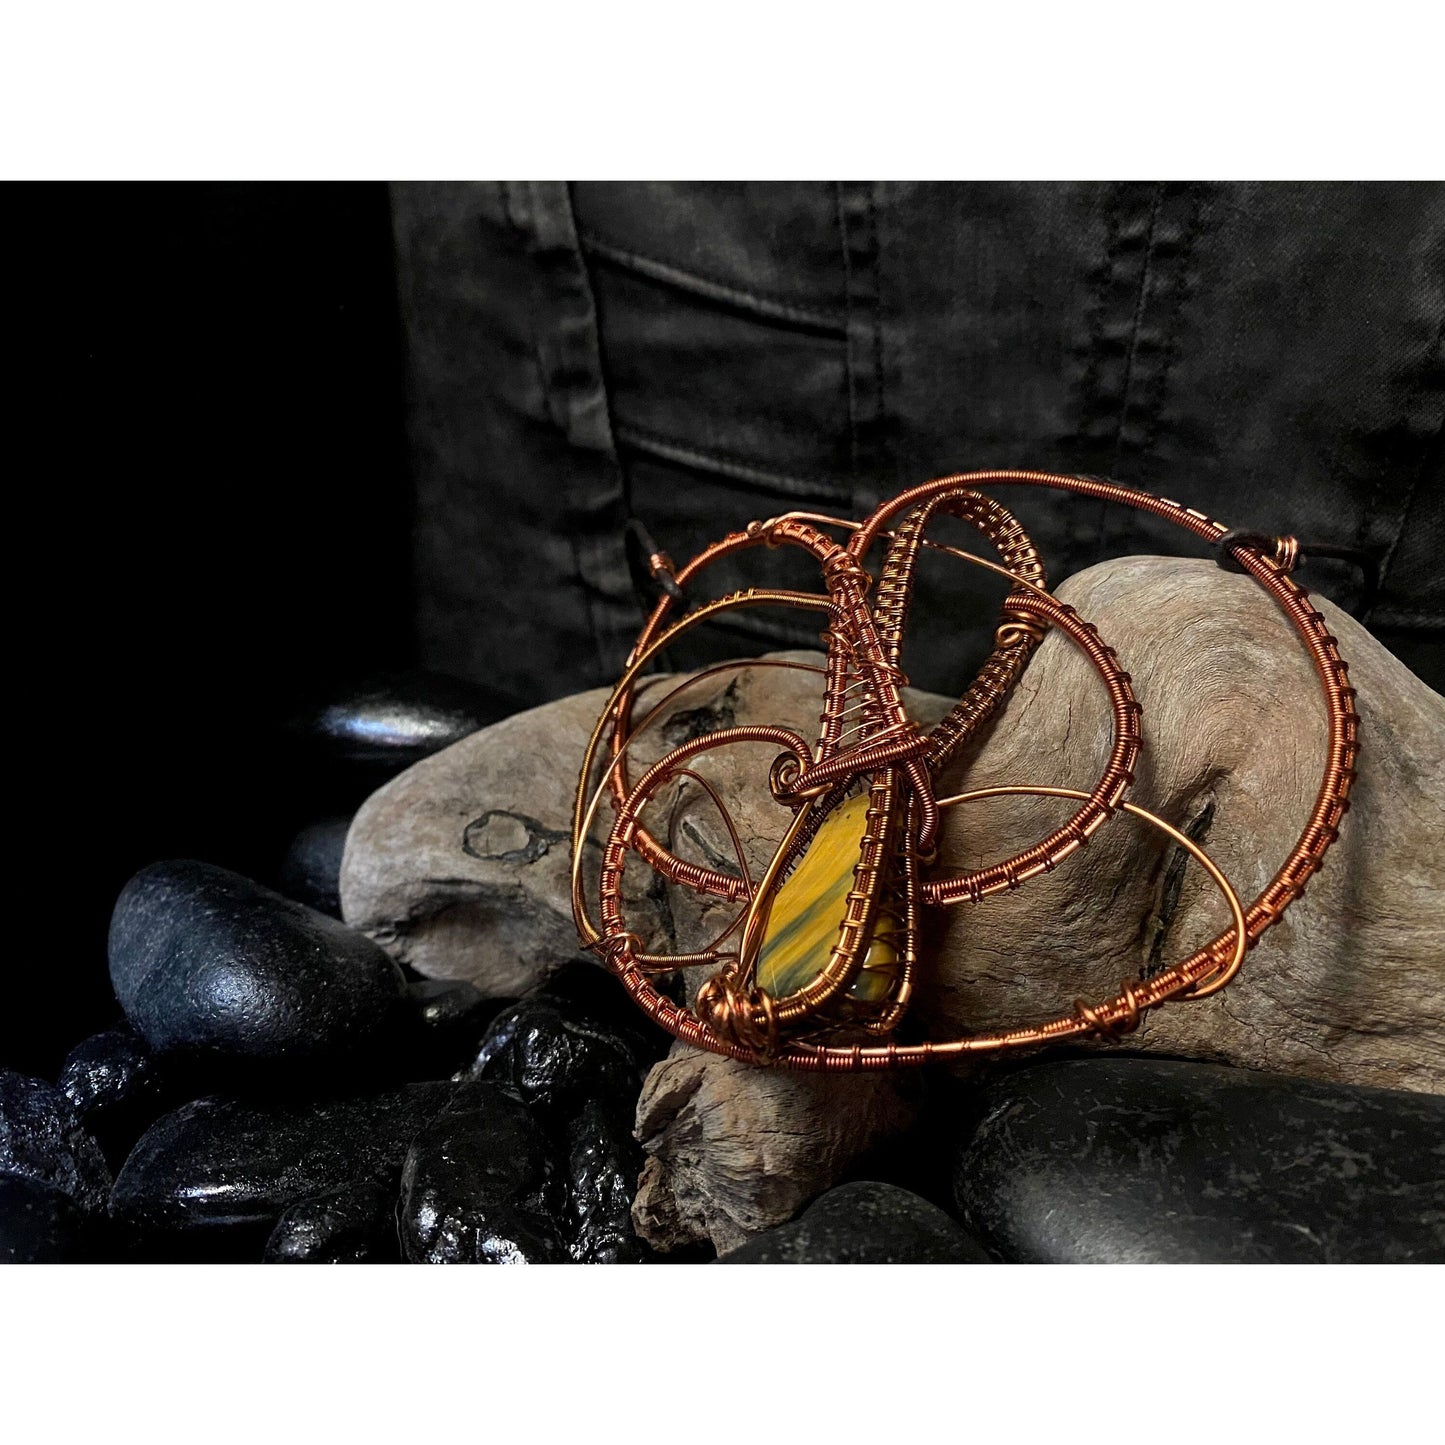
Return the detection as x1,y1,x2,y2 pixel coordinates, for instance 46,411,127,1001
852,908,904,1004
755,794,901,1005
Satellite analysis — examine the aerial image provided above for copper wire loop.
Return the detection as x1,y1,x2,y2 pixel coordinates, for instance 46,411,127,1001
570,470,1357,1070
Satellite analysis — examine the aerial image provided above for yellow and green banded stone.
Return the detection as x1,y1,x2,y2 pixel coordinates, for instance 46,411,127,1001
754,793,903,1006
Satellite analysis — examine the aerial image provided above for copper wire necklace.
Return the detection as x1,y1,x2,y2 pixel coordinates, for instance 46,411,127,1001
570,471,1359,1071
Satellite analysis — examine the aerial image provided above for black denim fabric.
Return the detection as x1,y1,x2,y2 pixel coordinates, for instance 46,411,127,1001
390,182,1445,707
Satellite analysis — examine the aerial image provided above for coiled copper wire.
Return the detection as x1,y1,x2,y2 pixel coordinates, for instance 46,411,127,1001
571,470,1358,1070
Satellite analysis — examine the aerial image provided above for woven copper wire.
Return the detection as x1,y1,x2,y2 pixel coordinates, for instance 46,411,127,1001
571,470,1358,1071
604,491,1051,899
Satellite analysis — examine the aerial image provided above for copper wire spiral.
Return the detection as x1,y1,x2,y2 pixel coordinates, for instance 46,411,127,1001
570,470,1358,1071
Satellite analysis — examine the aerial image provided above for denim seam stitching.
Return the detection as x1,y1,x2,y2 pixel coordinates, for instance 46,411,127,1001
1371,312,1445,616
1071,188,1128,568
835,182,861,479
578,227,848,336
867,183,887,495
1116,183,1208,555
614,420,852,503
1107,182,1165,482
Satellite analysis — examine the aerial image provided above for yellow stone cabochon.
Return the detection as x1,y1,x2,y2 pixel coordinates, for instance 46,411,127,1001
755,792,902,1005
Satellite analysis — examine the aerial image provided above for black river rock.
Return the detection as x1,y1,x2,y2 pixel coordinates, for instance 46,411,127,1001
287,671,503,773
466,961,666,1126
0,1175,86,1263
563,1098,650,1264
954,1057,1445,1264
718,1181,993,1264
399,1081,566,1264
0,1071,111,1213
108,860,406,1069
264,1181,401,1263
57,1024,168,1171
278,816,352,918
58,1024,161,1122
109,1082,455,1238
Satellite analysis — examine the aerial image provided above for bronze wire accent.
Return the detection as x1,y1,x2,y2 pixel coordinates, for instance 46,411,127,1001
569,470,1360,1071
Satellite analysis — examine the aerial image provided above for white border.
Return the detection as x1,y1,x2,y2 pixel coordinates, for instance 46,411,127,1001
1,3,1442,179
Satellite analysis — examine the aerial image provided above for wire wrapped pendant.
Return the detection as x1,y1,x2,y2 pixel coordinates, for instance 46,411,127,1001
571,471,1359,1070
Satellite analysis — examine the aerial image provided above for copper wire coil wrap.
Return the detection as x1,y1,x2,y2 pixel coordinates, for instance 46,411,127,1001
570,470,1358,1070
604,491,1049,898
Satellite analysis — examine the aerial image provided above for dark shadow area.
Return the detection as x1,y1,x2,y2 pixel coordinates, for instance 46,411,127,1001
7,183,414,1073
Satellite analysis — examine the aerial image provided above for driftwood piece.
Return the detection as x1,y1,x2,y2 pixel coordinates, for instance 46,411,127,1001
919,557,1445,1097
631,1045,920,1256
342,555,1445,1253
341,687,649,998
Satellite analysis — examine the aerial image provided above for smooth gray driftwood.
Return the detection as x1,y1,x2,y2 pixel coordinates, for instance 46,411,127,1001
341,686,611,998
631,1046,920,1256
338,654,872,997
917,557,1445,1098
341,555,1445,1252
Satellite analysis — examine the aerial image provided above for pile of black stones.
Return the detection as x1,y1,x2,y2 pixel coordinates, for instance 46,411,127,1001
3,674,1441,1264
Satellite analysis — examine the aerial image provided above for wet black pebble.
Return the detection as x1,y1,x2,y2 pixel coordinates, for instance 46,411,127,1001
399,1081,566,1264
0,1175,86,1263
954,1057,1445,1263
56,1023,168,1169
264,1181,400,1263
394,979,507,1080
466,961,666,1125
109,1082,454,1241
564,1098,650,1264
717,1181,993,1264
286,671,504,779
0,1071,111,1212
58,1023,159,1121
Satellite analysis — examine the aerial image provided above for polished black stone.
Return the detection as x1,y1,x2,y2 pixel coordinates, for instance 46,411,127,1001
109,1082,454,1237
718,1181,992,1264
0,1071,111,1213
288,671,502,772
530,960,671,1069
278,816,352,918
954,1057,1445,1264
564,1098,649,1264
56,1024,169,1171
399,1080,566,1263
466,961,666,1125
0,1175,85,1263
264,1182,400,1263
108,860,406,1069
394,979,507,1080
469,1002,637,1123
58,1024,160,1122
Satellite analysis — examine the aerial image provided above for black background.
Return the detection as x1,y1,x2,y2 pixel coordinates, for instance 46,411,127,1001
8,183,412,1073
